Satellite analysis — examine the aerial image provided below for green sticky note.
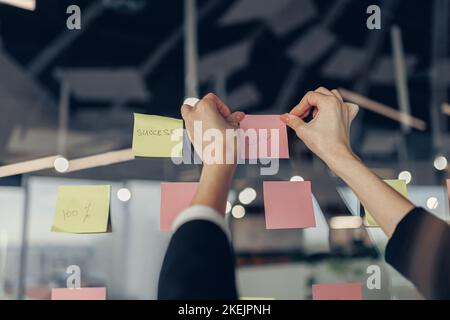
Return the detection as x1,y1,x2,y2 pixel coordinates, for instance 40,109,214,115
52,185,111,233
364,179,409,227
132,113,183,158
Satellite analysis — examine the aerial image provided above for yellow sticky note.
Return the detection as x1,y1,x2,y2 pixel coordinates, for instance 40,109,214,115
132,113,183,158
52,185,111,233
364,179,409,227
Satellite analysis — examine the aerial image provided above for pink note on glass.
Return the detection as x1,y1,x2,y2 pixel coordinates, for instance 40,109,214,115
312,283,362,300
51,287,106,300
447,179,450,199
160,182,199,231
239,115,289,159
263,181,316,229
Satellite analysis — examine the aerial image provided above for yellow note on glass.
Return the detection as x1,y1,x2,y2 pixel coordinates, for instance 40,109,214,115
132,113,183,158
364,179,409,227
52,185,111,233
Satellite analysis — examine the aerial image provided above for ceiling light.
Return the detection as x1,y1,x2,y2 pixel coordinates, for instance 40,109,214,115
238,187,257,205
330,216,362,229
433,156,447,171
0,155,61,178
53,157,69,173
426,197,438,210
225,201,232,214
66,149,134,172
339,88,426,131
0,0,35,11
117,188,131,202
231,205,246,219
398,171,412,184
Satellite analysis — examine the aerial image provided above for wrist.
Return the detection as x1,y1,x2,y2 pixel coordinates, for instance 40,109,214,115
323,147,360,176
201,164,236,182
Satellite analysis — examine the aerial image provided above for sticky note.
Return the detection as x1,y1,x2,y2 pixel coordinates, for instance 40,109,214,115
263,181,316,229
52,185,111,233
312,283,362,300
160,182,198,231
51,288,106,300
447,179,450,199
364,179,409,227
239,115,289,159
132,113,183,158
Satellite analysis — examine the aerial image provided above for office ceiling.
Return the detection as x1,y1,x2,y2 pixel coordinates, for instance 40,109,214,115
0,0,448,213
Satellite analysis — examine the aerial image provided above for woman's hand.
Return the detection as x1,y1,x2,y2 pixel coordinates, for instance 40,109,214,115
181,93,245,214
181,93,245,167
280,87,359,169
281,87,414,237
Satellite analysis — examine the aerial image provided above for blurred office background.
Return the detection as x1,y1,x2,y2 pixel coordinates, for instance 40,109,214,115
0,0,449,299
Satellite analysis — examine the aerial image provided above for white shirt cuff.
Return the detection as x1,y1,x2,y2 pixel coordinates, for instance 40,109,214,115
171,205,231,241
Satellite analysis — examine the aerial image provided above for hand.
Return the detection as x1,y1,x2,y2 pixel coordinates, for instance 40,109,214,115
280,87,359,168
281,87,415,239
181,93,245,214
181,93,245,167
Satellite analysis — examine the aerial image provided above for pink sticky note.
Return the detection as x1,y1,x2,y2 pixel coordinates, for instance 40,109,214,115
447,179,450,199
263,181,316,229
239,115,289,159
160,182,199,231
51,287,106,300
312,283,362,300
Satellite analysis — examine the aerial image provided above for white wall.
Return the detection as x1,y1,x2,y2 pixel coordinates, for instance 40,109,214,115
0,186,24,298
120,180,171,299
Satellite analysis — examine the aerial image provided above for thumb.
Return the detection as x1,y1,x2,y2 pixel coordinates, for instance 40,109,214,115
280,113,306,133
346,103,359,122
180,104,193,120
227,111,245,127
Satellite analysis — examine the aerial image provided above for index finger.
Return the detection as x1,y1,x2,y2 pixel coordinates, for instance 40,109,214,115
203,93,232,118
289,91,329,117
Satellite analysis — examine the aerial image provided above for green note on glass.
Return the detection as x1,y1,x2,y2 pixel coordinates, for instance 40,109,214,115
132,113,183,158
364,179,409,227
52,185,111,233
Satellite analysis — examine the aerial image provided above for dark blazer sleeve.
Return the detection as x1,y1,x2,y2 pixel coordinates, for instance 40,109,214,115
158,220,238,300
385,207,450,299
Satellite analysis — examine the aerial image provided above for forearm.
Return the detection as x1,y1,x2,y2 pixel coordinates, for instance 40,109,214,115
191,164,235,215
326,151,414,237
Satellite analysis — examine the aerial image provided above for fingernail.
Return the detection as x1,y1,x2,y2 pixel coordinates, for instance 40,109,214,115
183,97,200,107
280,113,290,122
